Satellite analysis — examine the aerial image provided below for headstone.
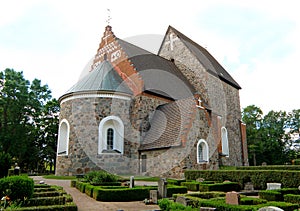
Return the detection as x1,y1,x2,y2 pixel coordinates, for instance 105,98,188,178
200,208,217,211
158,178,168,198
244,182,254,191
176,196,191,206
262,162,267,166
298,185,300,191
129,176,134,188
225,191,240,205
266,183,281,190
258,206,284,211
150,190,158,204
196,178,205,182
14,163,20,175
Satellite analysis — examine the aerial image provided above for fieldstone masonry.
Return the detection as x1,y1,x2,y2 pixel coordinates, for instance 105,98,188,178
55,25,248,177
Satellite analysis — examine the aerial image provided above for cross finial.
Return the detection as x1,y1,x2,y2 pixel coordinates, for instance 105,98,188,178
106,9,112,25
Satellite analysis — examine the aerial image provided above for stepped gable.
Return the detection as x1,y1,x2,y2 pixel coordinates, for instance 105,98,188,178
117,39,196,100
139,97,196,150
63,60,132,95
159,26,241,89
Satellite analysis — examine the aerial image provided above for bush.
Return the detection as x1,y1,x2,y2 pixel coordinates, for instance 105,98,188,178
259,190,283,201
10,202,77,211
198,182,240,192
240,197,267,205
92,186,155,201
185,170,300,189
284,194,300,204
0,152,12,178
0,176,34,201
237,165,300,171
25,196,66,206
158,198,197,211
84,170,118,185
75,181,89,193
187,191,226,199
181,182,199,191
167,186,188,197
85,184,94,197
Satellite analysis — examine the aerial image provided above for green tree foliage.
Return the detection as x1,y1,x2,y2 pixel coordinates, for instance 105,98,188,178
0,152,12,178
242,105,300,165
0,68,59,173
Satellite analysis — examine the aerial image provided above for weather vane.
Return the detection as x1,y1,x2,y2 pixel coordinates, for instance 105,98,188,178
106,9,112,25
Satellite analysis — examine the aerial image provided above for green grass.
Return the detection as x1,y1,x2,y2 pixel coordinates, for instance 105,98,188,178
43,175,76,180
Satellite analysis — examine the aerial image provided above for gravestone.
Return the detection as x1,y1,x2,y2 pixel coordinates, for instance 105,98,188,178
258,206,284,211
225,191,240,205
196,178,205,182
176,196,191,206
150,190,158,204
266,183,281,190
129,176,134,188
158,178,168,198
200,208,217,211
262,162,267,166
244,182,254,191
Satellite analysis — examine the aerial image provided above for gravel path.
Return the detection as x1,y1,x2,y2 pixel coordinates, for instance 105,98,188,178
31,176,160,211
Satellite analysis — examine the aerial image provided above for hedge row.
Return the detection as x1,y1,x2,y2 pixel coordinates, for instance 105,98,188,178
185,170,300,189
33,191,61,198
199,182,240,192
25,196,66,207
11,202,77,211
237,165,300,171
92,186,155,201
259,188,300,201
284,194,300,204
172,195,298,211
0,176,34,201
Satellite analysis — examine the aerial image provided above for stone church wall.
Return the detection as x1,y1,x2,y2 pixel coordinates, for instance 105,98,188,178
56,95,141,176
159,29,245,168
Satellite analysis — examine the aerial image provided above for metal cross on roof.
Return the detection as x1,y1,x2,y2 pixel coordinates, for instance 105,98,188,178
106,9,112,25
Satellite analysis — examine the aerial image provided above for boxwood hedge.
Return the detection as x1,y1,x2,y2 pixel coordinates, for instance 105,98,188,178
185,170,300,189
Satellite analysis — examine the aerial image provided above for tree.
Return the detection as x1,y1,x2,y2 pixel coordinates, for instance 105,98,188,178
242,105,263,166
0,68,58,172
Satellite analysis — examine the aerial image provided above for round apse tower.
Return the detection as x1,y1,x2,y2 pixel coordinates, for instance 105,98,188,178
55,60,140,176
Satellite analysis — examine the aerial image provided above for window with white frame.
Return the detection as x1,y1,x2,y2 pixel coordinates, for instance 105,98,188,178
197,139,209,163
221,127,229,157
99,116,124,154
57,119,70,156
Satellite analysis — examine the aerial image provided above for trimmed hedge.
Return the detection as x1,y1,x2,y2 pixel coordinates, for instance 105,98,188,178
284,194,300,204
240,197,267,205
185,170,300,189
85,184,94,197
33,191,61,198
259,190,282,201
92,186,155,201
237,165,300,171
181,182,199,191
25,196,66,207
167,186,187,197
75,182,89,193
11,202,77,211
187,191,226,199
199,182,240,192
34,187,57,192
0,175,34,201
259,188,300,202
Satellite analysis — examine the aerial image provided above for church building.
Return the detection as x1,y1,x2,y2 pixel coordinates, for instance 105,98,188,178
56,25,248,178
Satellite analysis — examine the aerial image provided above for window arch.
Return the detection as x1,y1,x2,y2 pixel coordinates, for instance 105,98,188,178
197,139,209,163
57,119,70,156
99,116,124,154
221,127,229,157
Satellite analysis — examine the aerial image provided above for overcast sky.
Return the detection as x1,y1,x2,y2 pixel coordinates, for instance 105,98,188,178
0,0,299,114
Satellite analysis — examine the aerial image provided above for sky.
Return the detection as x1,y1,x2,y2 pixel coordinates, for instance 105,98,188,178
0,0,299,114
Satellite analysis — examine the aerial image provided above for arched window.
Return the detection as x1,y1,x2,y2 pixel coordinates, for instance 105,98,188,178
99,116,124,154
57,119,70,156
107,128,114,150
221,127,229,157
197,139,209,163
